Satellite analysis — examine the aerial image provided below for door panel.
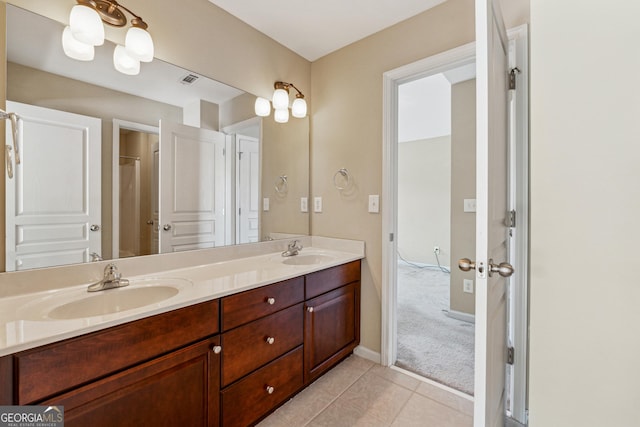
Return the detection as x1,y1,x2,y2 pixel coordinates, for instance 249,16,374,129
5,101,101,271
475,0,510,425
236,134,259,243
159,121,225,253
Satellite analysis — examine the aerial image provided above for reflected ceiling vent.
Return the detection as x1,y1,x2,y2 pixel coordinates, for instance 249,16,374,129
179,73,200,85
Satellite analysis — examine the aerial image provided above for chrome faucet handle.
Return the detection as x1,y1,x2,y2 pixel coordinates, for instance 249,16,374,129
288,239,302,250
90,252,103,262
103,263,120,280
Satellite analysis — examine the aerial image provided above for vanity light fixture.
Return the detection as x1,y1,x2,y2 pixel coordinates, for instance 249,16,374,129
62,0,154,75
255,81,308,123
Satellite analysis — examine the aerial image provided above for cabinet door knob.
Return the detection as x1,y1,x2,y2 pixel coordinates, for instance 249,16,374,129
306,306,314,313
266,297,276,305
265,336,275,345
211,345,222,354
265,385,275,394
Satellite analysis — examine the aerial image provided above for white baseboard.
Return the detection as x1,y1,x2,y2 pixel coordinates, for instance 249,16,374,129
446,310,475,324
354,346,381,364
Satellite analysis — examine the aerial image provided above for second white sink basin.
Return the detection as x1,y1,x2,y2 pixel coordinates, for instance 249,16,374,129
48,285,180,320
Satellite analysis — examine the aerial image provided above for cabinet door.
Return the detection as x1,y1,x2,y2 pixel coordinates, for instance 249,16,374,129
44,337,221,427
304,282,360,383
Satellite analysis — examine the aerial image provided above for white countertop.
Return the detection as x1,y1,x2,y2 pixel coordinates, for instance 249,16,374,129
0,238,364,357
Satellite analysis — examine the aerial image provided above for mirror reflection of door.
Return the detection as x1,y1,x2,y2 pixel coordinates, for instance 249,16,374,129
395,66,476,396
236,134,259,244
5,101,101,271
119,129,158,258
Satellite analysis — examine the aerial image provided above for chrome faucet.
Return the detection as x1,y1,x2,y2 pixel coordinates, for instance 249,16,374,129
87,263,130,292
282,240,303,257
90,252,103,262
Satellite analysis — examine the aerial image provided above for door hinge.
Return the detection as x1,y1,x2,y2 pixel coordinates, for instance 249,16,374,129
509,67,520,90
389,233,394,242
238,151,243,160
507,346,515,365
238,207,241,215
223,148,226,156
507,210,516,228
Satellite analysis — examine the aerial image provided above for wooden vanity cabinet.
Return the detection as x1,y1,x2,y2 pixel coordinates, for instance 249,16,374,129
2,299,220,426
304,260,361,383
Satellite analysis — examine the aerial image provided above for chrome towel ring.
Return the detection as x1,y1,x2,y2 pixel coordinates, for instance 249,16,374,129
333,168,351,191
275,175,288,193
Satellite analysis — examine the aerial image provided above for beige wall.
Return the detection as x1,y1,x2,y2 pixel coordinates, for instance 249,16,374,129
261,118,309,239
450,79,476,316
398,136,451,266
529,0,640,425
7,62,182,258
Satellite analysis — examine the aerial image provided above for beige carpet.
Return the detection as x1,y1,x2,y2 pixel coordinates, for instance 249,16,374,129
395,262,475,395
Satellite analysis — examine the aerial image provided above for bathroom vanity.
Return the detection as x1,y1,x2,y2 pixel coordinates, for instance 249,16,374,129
0,239,363,427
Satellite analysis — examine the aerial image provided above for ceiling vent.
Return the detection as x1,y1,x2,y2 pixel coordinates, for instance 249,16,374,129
180,73,200,85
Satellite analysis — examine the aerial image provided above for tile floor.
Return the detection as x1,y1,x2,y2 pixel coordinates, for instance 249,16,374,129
258,355,473,427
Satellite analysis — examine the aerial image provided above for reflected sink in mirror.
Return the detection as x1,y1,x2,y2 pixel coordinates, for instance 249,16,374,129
281,254,336,266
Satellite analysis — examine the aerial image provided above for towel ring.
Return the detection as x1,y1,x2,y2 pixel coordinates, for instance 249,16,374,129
275,175,288,193
333,168,351,191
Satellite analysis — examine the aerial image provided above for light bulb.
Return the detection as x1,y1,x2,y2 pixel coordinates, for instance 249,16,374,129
62,26,95,61
272,88,289,110
69,4,104,46
254,97,271,117
292,98,307,118
274,108,289,123
114,45,140,75
125,26,154,62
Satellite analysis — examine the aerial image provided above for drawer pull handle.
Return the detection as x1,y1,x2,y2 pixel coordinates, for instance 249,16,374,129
211,345,222,354
307,306,314,313
265,385,275,394
266,336,275,345
266,297,276,305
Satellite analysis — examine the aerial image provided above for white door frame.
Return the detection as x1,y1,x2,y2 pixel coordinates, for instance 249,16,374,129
112,119,159,259
382,27,529,421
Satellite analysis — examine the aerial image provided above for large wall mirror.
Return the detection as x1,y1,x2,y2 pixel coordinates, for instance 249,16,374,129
4,4,310,272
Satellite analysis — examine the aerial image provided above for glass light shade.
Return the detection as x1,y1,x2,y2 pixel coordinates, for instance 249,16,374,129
62,26,95,61
274,108,289,123
114,45,140,75
254,97,271,117
291,98,307,118
125,26,154,62
69,4,104,46
272,88,289,110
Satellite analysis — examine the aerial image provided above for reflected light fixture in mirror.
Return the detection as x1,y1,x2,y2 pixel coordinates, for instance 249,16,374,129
62,0,154,75
255,81,308,123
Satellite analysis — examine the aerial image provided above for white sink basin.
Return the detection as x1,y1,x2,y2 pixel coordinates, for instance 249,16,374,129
48,285,180,319
281,254,335,266
18,277,192,321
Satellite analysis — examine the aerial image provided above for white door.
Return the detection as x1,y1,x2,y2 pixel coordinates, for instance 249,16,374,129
151,141,160,254
159,121,226,253
473,0,512,425
5,101,101,271
236,134,259,243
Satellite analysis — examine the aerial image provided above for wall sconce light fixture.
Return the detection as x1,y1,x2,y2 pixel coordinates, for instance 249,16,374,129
255,81,307,123
62,0,154,76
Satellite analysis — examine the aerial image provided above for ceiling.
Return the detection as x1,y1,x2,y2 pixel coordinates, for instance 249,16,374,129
208,0,448,61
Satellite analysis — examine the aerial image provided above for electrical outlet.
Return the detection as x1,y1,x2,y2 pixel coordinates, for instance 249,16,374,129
263,197,270,211
433,246,440,255
463,279,474,294
300,197,308,212
314,196,322,213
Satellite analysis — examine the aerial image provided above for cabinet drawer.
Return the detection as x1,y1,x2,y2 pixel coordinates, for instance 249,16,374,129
221,303,303,387
221,346,303,427
14,299,219,404
305,260,361,299
222,276,304,331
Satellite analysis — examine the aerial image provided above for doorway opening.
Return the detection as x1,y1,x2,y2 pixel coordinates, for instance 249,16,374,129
395,66,477,396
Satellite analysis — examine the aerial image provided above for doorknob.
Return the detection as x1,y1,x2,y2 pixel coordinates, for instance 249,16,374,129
458,258,514,278
163,224,172,231
90,224,100,232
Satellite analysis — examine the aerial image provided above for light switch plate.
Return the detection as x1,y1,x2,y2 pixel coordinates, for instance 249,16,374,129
463,199,477,213
314,197,322,213
263,197,270,211
368,195,380,213
301,197,308,213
